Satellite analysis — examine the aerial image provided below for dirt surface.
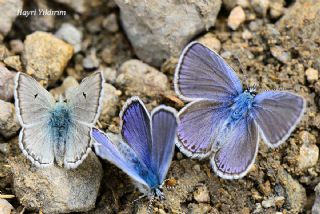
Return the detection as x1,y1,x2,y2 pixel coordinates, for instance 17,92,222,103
0,0,319,213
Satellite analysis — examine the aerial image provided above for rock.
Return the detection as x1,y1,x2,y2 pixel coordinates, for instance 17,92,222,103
305,68,318,82
50,76,79,100
270,46,291,64
270,2,284,19
228,6,246,30
188,203,218,213
55,23,82,53
276,0,320,66
0,45,9,61
0,66,15,101
193,186,210,203
10,151,102,213
0,0,23,36
83,50,100,70
9,39,24,54
237,0,250,8
54,0,103,14
297,143,319,171
116,59,170,97
114,0,221,66
251,0,270,16
102,13,119,33
0,199,13,214
242,30,253,40
99,83,121,128
313,183,320,214
277,169,306,213
0,100,20,138
0,143,9,154
101,67,117,84
198,33,221,52
4,56,23,72
22,31,74,85
261,196,285,208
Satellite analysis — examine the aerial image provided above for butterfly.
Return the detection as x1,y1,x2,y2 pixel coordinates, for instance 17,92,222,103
14,71,104,169
92,96,178,199
174,41,306,179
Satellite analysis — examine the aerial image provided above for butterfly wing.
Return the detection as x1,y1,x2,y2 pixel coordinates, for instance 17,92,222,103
14,73,55,167
67,71,104,125
251,91,305,147
211,116,259,179
174,41,243,102
14,72,55,126
92,128,158,189
63,122,92,169
120,97,153,169
177,100,231,158
151,106,178,183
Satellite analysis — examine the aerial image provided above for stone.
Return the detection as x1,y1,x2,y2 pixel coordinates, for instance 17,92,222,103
10,151,102,213
0,0,23,36
261,196,285,208
83,50,100,70
198,33,221,52
9,39,24,54
55,23,82,53
305,68,318,82
0,199,13,214
4,56,23,72
116,59,170,97
188,203,218,214
251,0,270,16
54,0,103,14
313,183,320,214
99,83,121,129
242,30,253,40
0,66,16,101
0,45,9,61
277,169,306,213
270,46,291,64
22,31,74,85
297,142,319,171
193,186,210,203
49,76,79,100
0,143,9,154
0,100,20,138
101,67,117,84
102,13,119,33
114,0,221,66
228,6,246,30
270,2,284,19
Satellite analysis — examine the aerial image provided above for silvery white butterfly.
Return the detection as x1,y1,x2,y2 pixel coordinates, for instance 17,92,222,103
14,72,104,169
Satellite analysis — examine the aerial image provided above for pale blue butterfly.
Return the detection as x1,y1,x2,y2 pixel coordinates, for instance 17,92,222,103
14,72,104,169
92,96,178,199
174,42,306,179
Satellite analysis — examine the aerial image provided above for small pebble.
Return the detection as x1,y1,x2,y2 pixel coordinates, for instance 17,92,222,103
0,100,20,138
198,33,221,52
0,199,13,214
101,67,117,84
50,76,79,100
0,0,23,36
0,143,9,154
237,0,250,8
297,142,319,170
193,186,210,203
261,196,285,208
102,13,119,33
228,6,246,30
0,66,15,101
249,20,263,32
176,152,183,160
270,2,284,19
4,56,23,71
193,164,201,172
0,45,9,61
55,23,82,53
9,39,24,54
251,0,270,16
242,29,253,40
83,50,100,70
305,68,318,82
270,46,291,64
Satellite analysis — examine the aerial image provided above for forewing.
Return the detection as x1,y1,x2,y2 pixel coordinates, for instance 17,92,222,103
67,71,104,125
120,97,153,169
251,91,305,147
19,123,54,167
174,41,243,102
151,106,178,183
64,122,92,169
211,116,259,179
92,128,158,189
14,72,54,126
177,100,231,158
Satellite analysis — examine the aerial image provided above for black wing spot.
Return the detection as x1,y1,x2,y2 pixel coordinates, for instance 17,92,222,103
34,94,38,99
82,92,87,99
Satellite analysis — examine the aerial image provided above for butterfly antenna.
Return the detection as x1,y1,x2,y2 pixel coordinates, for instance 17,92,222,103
131,194,147,205
232,54,249,88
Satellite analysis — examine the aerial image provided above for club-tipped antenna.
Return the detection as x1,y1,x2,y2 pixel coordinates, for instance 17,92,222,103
232,53,250,89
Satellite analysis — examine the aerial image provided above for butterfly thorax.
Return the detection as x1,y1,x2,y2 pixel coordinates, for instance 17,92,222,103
230,90,255,121
48,102,73,166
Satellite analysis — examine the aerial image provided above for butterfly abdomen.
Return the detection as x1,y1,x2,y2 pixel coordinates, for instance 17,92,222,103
48,103,73,166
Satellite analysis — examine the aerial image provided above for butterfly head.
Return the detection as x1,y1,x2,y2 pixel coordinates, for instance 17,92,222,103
245,85,257,97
